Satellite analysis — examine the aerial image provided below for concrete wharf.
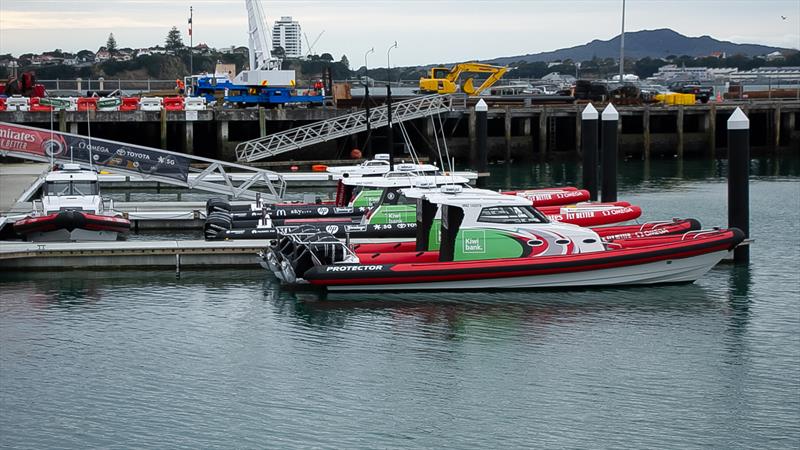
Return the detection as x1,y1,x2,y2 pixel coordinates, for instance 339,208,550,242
2,100,798,165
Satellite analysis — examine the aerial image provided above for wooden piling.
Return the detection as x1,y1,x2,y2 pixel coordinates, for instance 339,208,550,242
708,103,717,158
58,109,67,133
676,105,684,159
643,105,650,160
217,120,229,158
538,107,547,158
574,104,582,155
774,105,781,149
504,106,512,161
160,108,168,149
185,122,194,155
259,107,267,137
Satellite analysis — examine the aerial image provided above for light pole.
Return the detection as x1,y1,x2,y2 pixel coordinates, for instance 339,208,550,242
363,47,375,156
189,6,194,76
619,0,626,81
386,41,398,170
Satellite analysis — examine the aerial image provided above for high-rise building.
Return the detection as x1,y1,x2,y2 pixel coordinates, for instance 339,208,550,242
272,16,302,58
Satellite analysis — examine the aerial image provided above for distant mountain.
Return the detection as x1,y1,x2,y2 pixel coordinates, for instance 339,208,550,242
487,29,789,64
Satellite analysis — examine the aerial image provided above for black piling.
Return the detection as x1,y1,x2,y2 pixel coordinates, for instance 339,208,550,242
386,83,394,170
581,103,599,201
476,99,489,188
364,81,371,156
601,103,619,202
727,107,750,264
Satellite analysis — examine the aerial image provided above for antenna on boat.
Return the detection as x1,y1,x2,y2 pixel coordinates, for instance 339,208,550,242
435,110,456,186
430,115,447,175
86,104,94,171
49,108,55,169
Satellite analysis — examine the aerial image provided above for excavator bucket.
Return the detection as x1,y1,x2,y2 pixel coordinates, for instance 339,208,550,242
462,78,476,95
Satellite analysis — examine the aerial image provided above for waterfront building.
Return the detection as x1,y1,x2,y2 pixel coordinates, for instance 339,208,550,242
271,16,302,58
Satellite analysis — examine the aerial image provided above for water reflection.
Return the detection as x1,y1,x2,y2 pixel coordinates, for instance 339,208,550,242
724,264,752,344
262,278,728,343
481,155,799,192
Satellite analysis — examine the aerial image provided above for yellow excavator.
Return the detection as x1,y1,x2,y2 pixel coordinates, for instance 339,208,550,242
419,62,509,96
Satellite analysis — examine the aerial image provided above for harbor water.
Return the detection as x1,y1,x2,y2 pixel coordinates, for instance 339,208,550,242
1,157,799,448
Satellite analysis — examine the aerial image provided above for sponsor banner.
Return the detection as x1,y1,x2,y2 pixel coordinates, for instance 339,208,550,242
0,123,190,182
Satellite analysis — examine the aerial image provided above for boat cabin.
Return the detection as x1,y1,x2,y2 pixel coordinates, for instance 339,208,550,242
340,174,470,209
409,187,605,261
327,153,440,178
39,164,104,214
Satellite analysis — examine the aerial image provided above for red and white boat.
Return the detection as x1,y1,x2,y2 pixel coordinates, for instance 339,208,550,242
261,187,743,291
502,187,590,206
13,164,130,242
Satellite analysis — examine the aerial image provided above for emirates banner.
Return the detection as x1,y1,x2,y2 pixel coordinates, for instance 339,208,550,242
0,122,191,182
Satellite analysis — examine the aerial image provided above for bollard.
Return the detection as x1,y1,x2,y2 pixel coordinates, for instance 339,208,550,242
475,99,488,187
601,103,619,202
581,103,599,201
727,107,750,264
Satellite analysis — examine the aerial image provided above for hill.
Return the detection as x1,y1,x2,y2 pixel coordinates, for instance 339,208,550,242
487,29,789,64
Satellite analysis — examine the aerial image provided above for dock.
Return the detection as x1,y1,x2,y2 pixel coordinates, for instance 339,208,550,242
2,100,798,163
0,239,268,269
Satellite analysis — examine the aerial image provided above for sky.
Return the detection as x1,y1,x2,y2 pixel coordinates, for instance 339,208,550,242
1,0,798,67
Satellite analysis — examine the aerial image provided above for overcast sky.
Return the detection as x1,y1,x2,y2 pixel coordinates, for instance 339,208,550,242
1,0,798,66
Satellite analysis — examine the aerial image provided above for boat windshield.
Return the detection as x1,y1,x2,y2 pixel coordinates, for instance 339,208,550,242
477,205,548,224
45,180,99,196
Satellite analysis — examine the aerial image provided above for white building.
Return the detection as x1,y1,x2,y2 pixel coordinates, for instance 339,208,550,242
650,64,712,82
271,16,302,58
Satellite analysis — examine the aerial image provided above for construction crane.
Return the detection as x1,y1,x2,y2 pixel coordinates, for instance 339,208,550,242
188,0,323,107
303,30,325,58
419,62,509,96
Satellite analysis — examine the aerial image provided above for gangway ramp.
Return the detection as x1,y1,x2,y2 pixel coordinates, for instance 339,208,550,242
0,122,286,201
236,94,453,163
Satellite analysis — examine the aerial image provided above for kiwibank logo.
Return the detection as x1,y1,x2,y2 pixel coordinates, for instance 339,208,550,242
462,230,486,254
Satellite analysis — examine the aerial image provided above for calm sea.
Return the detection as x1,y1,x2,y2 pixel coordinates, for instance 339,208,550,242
1,157,798,448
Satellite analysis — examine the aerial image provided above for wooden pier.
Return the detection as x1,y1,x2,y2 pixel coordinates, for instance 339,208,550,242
2,100,798,164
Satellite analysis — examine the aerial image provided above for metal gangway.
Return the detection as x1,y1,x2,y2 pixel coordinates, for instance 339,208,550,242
0,122,286,202
235,94,453,163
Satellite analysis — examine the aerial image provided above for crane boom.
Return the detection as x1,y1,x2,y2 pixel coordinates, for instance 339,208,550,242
246,0,280,70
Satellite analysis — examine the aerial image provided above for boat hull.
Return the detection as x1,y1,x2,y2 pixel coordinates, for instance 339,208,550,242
324,250,730,291
302,229,744,291
13,210,130,242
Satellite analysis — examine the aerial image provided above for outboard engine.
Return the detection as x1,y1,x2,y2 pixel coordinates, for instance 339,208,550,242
206,197,231,216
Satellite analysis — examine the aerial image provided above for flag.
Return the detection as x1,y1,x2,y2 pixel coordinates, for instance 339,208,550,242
188,9,192,36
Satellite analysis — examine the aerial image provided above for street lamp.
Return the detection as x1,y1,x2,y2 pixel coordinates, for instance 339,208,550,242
363,47,375,156
387,41,397,85
386,41,398,170
619,0,626,81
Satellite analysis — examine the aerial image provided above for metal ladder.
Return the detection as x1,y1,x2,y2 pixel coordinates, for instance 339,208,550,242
235,94,453,163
